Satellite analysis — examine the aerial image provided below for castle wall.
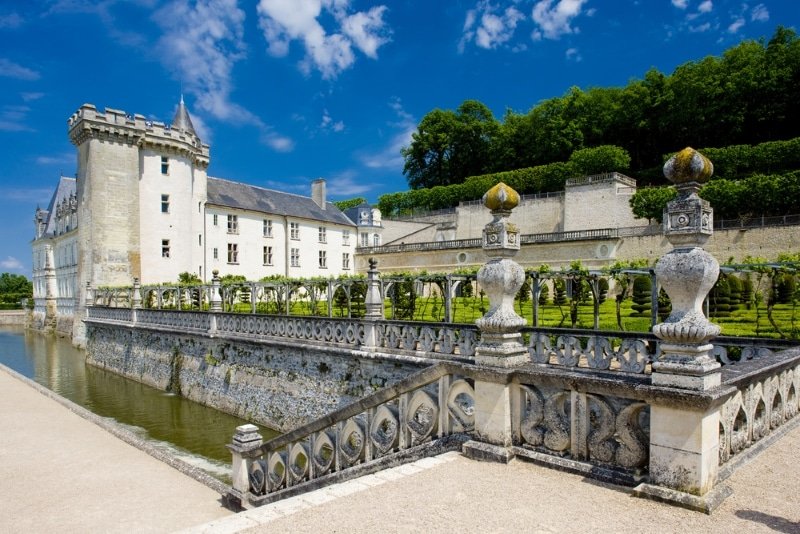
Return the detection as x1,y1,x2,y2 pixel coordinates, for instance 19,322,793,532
454,195,564,240
563,175,639,232
360,224,800,274
139,149,201,284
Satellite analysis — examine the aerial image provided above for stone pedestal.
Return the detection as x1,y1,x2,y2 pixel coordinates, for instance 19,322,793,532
463,379,516,463
637,147,729,511
363,258,384,349
228,424,263,498
209,269,222,313
473,183,529,368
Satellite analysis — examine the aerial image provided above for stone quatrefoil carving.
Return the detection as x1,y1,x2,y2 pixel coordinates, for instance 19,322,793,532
518,384,650,470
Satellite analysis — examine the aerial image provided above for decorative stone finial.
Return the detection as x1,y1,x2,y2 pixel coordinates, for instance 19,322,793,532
652,148,721,390
475,182,528,367
661,148,714,247
663,147,713,185
483,182,520,212
368,257,378,271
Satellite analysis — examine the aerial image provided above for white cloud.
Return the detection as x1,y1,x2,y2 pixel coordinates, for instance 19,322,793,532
460,2,525,51
531,0,587,40
0,12,23,29
0,105,34,132
257,0,390,79
260,131,295,152
751,4,769,22
0,257,24,271
155,0,250,122
320,109,345,133
0,188,52,203
565,47,582,61
728,17,745,33
697,0,712,13
20,92,44,102
689,22,711,32
153,0,294,152
671,0,688,8
36,153,75,167
360,97,415,170
0,58,40,81
327,172,373,196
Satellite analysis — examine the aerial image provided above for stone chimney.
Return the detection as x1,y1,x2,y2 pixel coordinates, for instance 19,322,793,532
312,179,326,210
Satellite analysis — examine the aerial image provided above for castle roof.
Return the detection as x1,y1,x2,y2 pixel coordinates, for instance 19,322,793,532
171,96,196,136
207,177,355,227
43,176,76,236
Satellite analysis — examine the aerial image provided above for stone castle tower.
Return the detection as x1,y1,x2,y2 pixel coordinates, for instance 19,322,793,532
67,98,209,344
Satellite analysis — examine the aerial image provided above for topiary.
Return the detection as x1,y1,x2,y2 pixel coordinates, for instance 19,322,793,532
631,276,652,317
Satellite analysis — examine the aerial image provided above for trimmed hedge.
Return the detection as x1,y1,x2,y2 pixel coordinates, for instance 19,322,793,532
378,146,628,217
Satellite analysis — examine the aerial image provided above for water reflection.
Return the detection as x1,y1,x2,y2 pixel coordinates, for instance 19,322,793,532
0,327,278,480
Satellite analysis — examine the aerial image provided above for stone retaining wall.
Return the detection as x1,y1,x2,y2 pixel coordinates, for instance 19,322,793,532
86,324,424,431
0,310,26,325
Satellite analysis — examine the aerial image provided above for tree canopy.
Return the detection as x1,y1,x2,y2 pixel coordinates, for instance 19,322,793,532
401,27,800,190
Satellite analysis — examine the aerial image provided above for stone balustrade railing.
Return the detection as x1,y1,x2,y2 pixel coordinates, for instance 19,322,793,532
228,345,800,508
84,307,476,363
85,306,795,372
230,363,474,506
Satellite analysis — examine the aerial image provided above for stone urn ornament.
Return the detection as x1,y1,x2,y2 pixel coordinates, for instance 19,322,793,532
652,147,721,389
474,182,529,367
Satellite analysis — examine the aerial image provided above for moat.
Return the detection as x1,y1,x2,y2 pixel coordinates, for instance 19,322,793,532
0,326,277,482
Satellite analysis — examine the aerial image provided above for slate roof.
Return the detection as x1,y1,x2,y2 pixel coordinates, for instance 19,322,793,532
43,176,76,236
343,202,372,225
171,96,196,136
207,177,355,227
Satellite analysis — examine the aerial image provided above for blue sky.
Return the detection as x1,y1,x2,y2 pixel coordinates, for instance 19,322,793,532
1,0,797,276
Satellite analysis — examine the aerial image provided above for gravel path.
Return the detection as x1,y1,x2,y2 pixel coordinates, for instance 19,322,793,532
0,365,233,534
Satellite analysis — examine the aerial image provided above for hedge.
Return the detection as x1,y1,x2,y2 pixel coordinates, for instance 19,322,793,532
378,146,629,217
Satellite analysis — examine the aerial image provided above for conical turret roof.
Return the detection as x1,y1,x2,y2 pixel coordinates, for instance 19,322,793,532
172,95,196,136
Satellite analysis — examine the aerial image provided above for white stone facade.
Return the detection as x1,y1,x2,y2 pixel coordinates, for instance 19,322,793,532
31,102,356,344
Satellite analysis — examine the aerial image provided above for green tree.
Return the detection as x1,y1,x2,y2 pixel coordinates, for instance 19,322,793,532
568,145,631,176
0,273,32,309
631,276,652,317
629,187,677,223
402,100,499,189
333,197,367,211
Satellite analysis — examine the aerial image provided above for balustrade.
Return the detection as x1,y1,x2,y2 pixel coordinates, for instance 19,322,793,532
231,364,475,504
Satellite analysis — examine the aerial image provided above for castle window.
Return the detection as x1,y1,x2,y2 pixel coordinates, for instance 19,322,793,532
318,226,326,243
198,234,202,246
290,222,300,240
161,156,169,175
319,250,327,269
161,239,170,258
263,246,273,266
213,214,218,226
227,243,238,264
342,253,350,270
290,248,300,267
343,230,350,246
263,219,273,238
213,247,218,260
360,232,369,247
227,214,238,234
373,233,381,247
161,194,169,213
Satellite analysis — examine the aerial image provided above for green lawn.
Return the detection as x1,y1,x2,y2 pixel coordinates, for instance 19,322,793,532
219,295,799,339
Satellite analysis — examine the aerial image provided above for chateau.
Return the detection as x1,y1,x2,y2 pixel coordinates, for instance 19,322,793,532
32,100,360,343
